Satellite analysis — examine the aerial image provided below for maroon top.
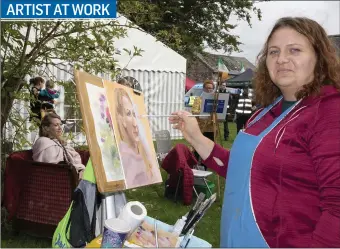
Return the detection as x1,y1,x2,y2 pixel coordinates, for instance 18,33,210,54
203,85,340,247
162,144,198,205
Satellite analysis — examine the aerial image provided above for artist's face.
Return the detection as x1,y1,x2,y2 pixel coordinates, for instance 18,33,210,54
266,27,317,92
203,83,214,93
122,95,139,144
46,118,63,138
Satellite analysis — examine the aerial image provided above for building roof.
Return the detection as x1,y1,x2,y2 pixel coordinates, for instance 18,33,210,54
329,35,340,57
227,68,254,83
187,51,256,82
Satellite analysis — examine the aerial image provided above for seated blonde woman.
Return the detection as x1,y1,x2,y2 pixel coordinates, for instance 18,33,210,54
114,88,159,188
32,113,85,179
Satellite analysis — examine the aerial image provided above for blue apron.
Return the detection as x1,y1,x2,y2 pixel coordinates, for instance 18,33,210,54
220,97,300,247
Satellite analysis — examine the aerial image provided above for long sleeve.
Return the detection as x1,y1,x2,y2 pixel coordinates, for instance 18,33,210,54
65,146,86,172
39,89,60,99
309,95,340,247
38,89,48,97
202,143,230,178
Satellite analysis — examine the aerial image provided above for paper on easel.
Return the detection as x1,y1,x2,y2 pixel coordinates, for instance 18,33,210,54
199,92,229,121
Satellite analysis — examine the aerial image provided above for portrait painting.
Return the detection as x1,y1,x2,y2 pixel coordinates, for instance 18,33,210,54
104,81,162,189
75,70,162,193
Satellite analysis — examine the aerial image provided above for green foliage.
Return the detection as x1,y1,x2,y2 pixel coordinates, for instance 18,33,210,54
119,0,264,57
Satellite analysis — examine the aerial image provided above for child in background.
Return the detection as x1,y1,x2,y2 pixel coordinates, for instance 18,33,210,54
39,80,60,107
39,80,60,118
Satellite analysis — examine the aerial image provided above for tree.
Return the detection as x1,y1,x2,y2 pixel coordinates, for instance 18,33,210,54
119,0,264,58
1,21,142,138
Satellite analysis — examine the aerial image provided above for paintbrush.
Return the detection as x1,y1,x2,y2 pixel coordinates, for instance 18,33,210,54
154,220,159,248
182,193,205,234
138,114,211,118
182,198,209,235
185,193,205,228
184,194,217,234
184,228,195,248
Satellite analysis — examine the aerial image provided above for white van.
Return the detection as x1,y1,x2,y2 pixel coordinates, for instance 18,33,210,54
184,83,204,111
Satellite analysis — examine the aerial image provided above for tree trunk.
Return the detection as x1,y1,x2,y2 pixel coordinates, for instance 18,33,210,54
1,76,24,135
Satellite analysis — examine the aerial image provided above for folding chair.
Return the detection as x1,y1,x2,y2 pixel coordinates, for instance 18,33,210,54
192,166,214,198
155,130,172,162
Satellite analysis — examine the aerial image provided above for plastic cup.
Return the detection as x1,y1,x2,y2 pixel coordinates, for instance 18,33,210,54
101,218,131,248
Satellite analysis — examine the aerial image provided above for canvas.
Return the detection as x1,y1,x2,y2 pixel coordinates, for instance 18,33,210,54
103,81,162,189
75,70,162,193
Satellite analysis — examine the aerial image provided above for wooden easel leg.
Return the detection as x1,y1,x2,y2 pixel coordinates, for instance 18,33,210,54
217,122,224,199
213,119,222,200
216,174,221,199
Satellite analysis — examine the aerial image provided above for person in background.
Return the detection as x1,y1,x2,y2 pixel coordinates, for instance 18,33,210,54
235,87,253,133
118,78,133,88
32,113,85,179
169,16,340,247
39,80,60,109
191,79,215,169
219,82,231,140
29,76,45,121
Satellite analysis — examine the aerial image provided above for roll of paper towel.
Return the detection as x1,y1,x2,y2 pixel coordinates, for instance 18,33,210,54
118,201,147,232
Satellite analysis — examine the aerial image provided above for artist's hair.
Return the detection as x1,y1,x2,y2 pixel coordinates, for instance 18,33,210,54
253,17,340,107
30,77,45,86
117,78,133,88
114,88,154,178
39,113,65,143
203,80,214,89
46,80,55,89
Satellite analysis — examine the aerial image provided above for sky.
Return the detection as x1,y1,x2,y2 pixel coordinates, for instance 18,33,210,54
206,1,340,65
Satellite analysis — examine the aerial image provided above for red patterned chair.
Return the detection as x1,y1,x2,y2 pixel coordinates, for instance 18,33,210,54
2,149,90,238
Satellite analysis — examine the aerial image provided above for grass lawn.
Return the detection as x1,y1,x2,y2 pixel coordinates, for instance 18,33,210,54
1,123,237,248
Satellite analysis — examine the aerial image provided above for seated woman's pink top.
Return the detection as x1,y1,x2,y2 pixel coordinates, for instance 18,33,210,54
32,137,85,173
203,85,340,247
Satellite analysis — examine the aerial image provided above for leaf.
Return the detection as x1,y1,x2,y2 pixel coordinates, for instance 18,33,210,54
123,48,132,56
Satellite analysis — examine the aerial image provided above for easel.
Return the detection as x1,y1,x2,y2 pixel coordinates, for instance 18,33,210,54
199,72,227,200
95,76,142,236
95,192,127,236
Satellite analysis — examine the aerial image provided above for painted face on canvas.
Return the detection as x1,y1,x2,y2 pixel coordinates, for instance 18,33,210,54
266,27,317,94
122,95,140,144
46,118,63,138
